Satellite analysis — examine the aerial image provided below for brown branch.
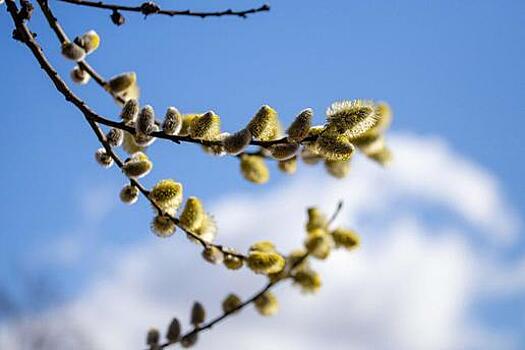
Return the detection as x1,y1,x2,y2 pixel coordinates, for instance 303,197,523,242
59,0,270,19
156,201,344,349
35,0,317,158
37,0,124,103
6,0,246,261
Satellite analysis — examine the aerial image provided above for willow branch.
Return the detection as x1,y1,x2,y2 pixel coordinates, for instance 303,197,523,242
35,0,315,158
6,0,245,260
157,201,343,349
59,0,270,19
37,0,124,103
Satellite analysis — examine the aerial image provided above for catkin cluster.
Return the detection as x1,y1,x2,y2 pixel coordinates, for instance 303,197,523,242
148,205,360,347
95,96,392,188
65,29,139,103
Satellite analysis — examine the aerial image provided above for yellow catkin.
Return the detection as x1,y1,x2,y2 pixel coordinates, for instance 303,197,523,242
201,132,228,156
107,72,137,94
179,197,205,232
278,156,297,175
304,228,331,260
254,292,279,316
326,99,379,138
74,30,100,55
315,131,355,161
117,83,140,104
119,184,139,204
178,114,200,136
151,215,176,238
202,246,224,264
354,133,385,155
122,151,152,178
287,108,313,143
306,207,328,233
331,227,360,250
247,251,285,275
269,143,299,160
293,269,322,293
190,111,221,140
287,249,309,272
300,147,323,165
367,146,393,166
149,179,183,215
373,102,392,133
324,159,351,179
122,131,145,154
223,253,244,270
247,105,279,140
240,155,270,184
249,241,277,253
193,213,217,243
223,128,252,155
222,294,242,313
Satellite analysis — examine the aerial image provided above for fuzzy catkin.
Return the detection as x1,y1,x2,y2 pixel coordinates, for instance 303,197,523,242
254,292,279,316
74,30,100,55
119,184,139,204
315,132,355,161
179,197,205,232
324,159,350,179
278,156,297,174
222,294,242,313
106,128,124,147
247,105,279,140
223,128,252,155
120,99,139,124
70,66,90,85
136,105,156,135
61,42,86,61
122,152,152,178
269,143,299,160
240,155,270,184
151,215,176,238
149,179,183,215
190,111,221,140
162,107,183,135
287,108,313,143
107,72,136,94
326,99,379,138
94,147,113,168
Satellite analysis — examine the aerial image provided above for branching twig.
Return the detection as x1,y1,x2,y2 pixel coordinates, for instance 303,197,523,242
59,0,270,19
156,201,343,349
5,2,349,346
6,0,246,260
36,0,316,158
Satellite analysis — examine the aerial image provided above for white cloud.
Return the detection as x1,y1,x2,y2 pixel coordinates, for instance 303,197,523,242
1,133,523,350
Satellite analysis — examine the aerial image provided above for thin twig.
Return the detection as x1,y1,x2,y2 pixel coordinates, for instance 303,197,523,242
157,202,344,349
59,0,270,19
37,0,125,103
7,0,246,260
37,0,317,156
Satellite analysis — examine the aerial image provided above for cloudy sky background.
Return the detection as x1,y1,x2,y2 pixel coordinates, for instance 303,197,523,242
1,1,524,349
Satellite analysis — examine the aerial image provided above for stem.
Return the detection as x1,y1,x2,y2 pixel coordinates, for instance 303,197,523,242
58,0,270,19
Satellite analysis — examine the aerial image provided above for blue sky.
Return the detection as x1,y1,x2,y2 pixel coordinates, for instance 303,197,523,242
1,0,525,349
